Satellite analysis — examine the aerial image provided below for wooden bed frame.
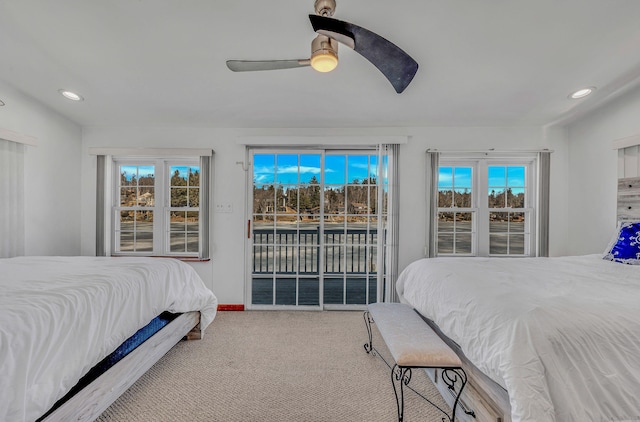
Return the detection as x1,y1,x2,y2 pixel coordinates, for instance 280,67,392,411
418,313,512,422
41,311,202,422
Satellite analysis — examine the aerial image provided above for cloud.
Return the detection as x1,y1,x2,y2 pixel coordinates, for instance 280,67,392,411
254,165,333,176
254,166,275,175
254,174,272,184
438,173,453,186
349,163,369,170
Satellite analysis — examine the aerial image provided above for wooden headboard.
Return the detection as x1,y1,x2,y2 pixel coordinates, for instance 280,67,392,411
618,177,640,221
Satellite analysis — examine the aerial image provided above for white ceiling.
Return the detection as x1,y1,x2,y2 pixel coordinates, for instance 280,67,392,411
1,0,640,128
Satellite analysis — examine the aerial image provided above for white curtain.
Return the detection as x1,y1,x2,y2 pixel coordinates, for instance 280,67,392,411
538,151,551,257
426,151,440,258
0,139,25,257
380,144,401,302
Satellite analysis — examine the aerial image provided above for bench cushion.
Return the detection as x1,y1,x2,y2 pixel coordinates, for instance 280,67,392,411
368,303,462,368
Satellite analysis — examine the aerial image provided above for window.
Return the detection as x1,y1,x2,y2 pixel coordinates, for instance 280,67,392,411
113,159,203,257
437,166,473,254
437,156,536,257
116,163,156,253
487,165,527,255
168,165,201,254
94,149,211,259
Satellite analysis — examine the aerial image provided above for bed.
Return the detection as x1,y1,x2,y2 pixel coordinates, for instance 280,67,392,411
0,256,218,422
396,253,640,422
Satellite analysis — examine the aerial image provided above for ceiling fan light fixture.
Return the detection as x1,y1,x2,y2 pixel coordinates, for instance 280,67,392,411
310,35,338,72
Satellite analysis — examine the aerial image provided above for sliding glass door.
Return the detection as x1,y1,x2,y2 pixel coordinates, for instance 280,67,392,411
248,149,388,309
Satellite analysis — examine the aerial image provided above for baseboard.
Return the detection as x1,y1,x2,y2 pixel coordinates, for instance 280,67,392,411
217,304,245,311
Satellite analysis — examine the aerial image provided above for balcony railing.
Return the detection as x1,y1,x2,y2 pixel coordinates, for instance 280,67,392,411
253,228,379,275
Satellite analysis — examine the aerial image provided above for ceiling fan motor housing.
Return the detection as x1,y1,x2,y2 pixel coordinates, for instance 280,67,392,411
314,0,336,16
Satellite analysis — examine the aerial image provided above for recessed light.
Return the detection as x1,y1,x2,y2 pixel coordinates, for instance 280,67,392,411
569,87,596,99
58,89,84,101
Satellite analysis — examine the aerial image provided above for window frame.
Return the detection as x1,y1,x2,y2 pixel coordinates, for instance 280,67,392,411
247,147,393,309
436,162,478,256
165,161,202,256
111,157,203,258
437,154,537,257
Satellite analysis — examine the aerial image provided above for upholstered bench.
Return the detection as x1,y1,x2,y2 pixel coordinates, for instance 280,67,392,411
364,302,468,422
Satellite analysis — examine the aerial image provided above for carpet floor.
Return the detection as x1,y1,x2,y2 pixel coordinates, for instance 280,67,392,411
96,311,452,421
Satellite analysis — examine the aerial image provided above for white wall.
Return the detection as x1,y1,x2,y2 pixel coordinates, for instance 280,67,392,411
80,125,569,304
566,85,640,254
0,80,82,255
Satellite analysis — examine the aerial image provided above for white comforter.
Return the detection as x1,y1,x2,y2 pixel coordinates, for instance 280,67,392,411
396,254,640,422
0,256,218,422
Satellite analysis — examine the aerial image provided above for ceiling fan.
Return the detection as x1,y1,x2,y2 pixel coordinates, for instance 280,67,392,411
226,0,419,94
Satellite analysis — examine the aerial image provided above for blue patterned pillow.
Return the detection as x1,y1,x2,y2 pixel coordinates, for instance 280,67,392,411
603,222,640,264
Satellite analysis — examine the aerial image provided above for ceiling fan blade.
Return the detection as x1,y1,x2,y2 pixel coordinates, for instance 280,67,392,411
226,59,311,72
309,15,418,93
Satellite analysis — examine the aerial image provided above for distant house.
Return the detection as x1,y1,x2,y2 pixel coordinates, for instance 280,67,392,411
350,202,371,214
138,192,154,206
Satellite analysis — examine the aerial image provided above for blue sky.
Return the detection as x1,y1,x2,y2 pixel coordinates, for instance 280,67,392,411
253,153,381,185
170,165,199,180
438,165,526,191
120,165,199,182
120,165,154,181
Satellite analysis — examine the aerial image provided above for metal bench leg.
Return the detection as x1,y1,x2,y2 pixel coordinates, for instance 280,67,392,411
441,367,470,421
391,364,412,422
363,311,375,354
